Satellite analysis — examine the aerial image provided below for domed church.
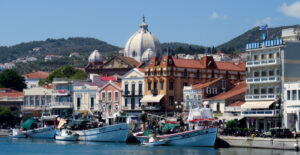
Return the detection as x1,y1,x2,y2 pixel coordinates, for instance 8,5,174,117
124,16,161,62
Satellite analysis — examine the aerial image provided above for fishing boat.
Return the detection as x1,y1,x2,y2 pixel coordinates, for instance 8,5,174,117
142,136,166,146
55,129,79,141
134,108,217,147
10,116,57,139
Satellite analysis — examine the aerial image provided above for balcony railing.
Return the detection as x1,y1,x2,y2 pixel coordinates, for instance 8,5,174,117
246,76,280,84
51,102,73,108
246,94,278,101
121,105,142,111
246,59,280,67
122,91,143,97
241,109,280,117
225,107,241,112
141,105,162,111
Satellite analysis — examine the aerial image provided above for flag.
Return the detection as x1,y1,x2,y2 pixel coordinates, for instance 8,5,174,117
259,24,268,30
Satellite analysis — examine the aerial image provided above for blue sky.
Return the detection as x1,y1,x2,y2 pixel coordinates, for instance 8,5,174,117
0,0,300,47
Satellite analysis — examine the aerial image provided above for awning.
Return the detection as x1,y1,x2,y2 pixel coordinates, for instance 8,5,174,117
241,101,274,109
217,116,244,121
140,95,164,103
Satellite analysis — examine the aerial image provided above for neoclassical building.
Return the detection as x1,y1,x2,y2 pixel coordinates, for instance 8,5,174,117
124,16,161,62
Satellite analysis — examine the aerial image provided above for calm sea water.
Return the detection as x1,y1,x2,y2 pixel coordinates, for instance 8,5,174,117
0,137,299,155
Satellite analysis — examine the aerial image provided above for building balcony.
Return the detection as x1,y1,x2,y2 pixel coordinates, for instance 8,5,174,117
246,76,280,84
246,59,280,67
241,109,280,117
122,91,143,97
0,96,23,102
225,106,241,112
245,94,278,101
21,105,45,111
121,105,142,111
50,102,73,109
53,90,71,96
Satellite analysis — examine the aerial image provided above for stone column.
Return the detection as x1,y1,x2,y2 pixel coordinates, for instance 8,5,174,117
297,112,300,132
255,119,259,130
246,118,250,128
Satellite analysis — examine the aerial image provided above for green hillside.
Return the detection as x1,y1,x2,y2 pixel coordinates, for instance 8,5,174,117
217,25,300,53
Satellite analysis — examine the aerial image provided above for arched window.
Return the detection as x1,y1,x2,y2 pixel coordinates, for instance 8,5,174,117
132,51,137,57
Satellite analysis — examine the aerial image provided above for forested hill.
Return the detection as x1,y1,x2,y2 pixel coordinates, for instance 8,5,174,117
0,37,120,63
217,25,300,53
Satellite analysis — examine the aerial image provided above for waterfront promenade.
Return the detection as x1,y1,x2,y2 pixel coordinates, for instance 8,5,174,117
217,135,300,150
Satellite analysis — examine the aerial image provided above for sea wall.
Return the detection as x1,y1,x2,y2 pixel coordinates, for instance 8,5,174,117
217,136,300,150
0,129,9,136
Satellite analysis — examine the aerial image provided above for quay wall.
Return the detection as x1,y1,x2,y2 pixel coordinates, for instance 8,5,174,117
0,129,9,136
217,136,300,150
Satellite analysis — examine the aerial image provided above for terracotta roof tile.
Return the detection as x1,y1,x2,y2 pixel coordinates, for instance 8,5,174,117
114,82,122,88
173,58,205,69
215,62,246,71
122,56,140,67
228,101,245,107
137,68,145,73
0,88,23,98
192,78,222,90
23,71,49,79
208,81,247,100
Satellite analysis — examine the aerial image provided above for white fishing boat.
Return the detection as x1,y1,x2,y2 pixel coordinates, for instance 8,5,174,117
75,123,129,142
142,136,166,146
134,108,217,147
56,129,79,141
10,129,27,138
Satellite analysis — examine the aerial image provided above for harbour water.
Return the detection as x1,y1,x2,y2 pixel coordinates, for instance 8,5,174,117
0,137,299,155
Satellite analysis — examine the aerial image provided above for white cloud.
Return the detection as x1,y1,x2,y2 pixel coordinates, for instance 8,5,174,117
279,2,300,18
210,11,227,20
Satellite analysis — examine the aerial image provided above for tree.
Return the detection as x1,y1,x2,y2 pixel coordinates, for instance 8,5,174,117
39,65,86,85
0,69,26,91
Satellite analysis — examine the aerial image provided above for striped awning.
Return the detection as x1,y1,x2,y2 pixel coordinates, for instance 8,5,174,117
241,101,274,109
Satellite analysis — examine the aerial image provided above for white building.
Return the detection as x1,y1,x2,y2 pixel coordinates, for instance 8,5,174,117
124,16,161,62
284,82,300,132
23,71,49,88
121,68,144,116
242,27,300,131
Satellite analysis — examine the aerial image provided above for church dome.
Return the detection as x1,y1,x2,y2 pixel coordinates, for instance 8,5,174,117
124,16,161,62
142,48,156,61
88,50,103,63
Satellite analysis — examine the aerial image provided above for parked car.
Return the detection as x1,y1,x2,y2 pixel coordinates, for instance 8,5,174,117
264,128,293,138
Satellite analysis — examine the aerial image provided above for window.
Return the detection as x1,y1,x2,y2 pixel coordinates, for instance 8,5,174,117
169,96,174,105
25,96,28,105
138,83,142,95
254,55,259,60
170,69,174,76
183,82,188,86
254,71,260,77
298,90,300,100
91,97,94,109
160,70,163,75
217,102,220,112
47,96,51,104
108,92,112,101
213,88,217,94
30,96,34,105
268,88,274,94
186,95,190,100
125,84,129,95
269,70,274,76
125,98,128,107
41,96,45,105
154,81,157,90
261,88,266,94
287,90,291,100
77,97,81,110
102,92,106,102
262,54,267,60
169,81,174,90
198,95,201,101
269,53,274,59
276,52,279,58
132,83,135,95
292,90,297,100
206,87,211,94
262,70,267,76
196,71,200,80
254,88,259,94
160,80,164,90
35,96,40,107
148,81,152,91
184,70,188,78
114,92,119,101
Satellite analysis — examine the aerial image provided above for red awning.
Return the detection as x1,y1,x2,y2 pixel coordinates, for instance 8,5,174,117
100,76,117,81
189,118,214,122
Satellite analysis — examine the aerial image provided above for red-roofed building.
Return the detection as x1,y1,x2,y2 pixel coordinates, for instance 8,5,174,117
99,81,122,118
202,81,247,120
0,88,24,118
142,55,246,113
23,71,49,88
